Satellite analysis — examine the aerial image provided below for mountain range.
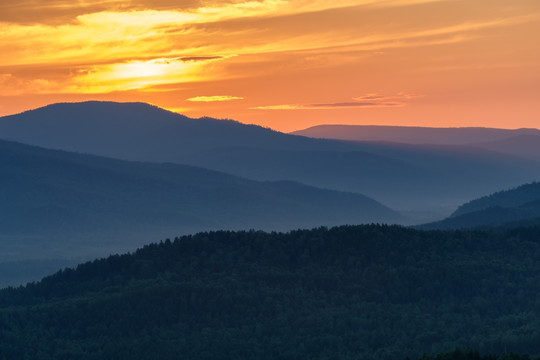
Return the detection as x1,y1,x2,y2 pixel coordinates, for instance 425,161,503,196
2,102,540,220
0,138,400,286
291,125,540,161
2,101,540,284
1,101,540,358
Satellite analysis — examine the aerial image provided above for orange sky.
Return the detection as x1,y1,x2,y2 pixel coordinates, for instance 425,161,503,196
1,0,539,132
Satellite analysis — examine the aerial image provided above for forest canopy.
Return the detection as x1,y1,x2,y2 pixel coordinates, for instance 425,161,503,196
1,225,540,359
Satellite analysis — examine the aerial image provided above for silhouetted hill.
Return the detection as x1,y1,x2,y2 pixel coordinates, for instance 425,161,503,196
418,182,540,230
291,124,540,146
418,201,540,230
0,139,401,286
452,182,540,217
2,102,540,219
0,101,348,160
1,225,540,359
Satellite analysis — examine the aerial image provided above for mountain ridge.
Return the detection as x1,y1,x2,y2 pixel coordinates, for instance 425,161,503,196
0,137,401,286
417,182,540,230
291,124,540,145
291,124,540,162
2,101,540,218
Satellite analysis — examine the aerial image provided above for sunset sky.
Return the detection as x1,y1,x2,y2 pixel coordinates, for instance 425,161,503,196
1,0,539,132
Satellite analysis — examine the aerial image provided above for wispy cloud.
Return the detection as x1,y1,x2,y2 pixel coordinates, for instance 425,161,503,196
252,102,404,110
0,56,228,95
187,95,244,102
5,1,531,68
1,0,538,100
354,93,424,101
252,93,421,110
4,0,446,25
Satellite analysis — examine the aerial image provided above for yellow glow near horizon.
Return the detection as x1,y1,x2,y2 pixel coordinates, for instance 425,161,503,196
1,0,539,131
187,96,244,102
68,58,215,93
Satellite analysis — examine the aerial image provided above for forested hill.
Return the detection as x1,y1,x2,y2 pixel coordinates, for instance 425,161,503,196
418,182,540,230
2,225,540,359
418,201,540,230
452,182,540,217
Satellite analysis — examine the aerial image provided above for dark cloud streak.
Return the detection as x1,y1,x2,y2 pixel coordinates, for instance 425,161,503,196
309,101,403,108
253,93,421,110
0,0,203,25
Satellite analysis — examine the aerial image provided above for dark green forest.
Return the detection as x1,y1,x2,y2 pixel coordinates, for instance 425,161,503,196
1,225,540,360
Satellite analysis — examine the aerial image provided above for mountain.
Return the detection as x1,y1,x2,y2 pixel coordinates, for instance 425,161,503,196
452,182,540,217
468,135,540,162
292,125,540,162
418,200,540,230
0,101,348,160
418,182,540,230
2,102,540,220
1,225,540,359
291,124,540,146
0,138,401,286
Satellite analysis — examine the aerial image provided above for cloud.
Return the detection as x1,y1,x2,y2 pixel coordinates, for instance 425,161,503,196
0,0,204,25
1,0,417,25
66,57,227,93
187,95,244,102
3,0,492,68
1,0,538,96
179,56,223,62
252,93,421,110
354,93,424,101
0,56,227,95
0,0,291,25
252,102,405,110
0,72,66,95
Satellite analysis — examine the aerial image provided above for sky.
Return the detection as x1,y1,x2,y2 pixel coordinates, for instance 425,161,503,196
0,0,539,132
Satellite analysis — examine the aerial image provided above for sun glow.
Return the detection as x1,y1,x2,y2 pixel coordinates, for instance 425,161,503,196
67,57,222,93
1,0,539,131
112,61,169,79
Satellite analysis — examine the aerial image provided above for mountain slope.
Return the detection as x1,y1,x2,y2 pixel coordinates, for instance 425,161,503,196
0,138,400,236
0,139,401,285
291,124,540,146
1,225,540,359
468,135,540,161
418,200,540,230
2,102,540,217
418,182,540,230
452,182,540,217
0,101,350,161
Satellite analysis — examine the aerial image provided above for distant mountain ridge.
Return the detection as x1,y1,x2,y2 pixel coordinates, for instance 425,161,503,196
0,138,401,286
291,124,540,145
2,101,540,219
468,135,540,161
418,182,540,230
0,137,400,236
291,125,540,161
